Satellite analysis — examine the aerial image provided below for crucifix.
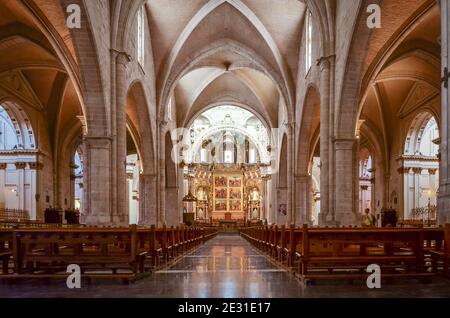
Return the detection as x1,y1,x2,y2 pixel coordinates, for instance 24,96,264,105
443,67,450,89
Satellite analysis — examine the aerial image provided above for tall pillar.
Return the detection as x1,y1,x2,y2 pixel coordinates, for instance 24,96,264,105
318,58,330,225
400,167,411,219
295,174,312,225
261,175,269,222
334,139,357,225
328,55,336,227
287,124,295,225
83,136,113,225
157,122,168,226
28,162,41,220
112,52,130,226
0,163,6,210
370,176,376,216
15,162,26,210
412,167,422,209
429,168,438,205
267,178,275,224
138,173,157,226
438,0,450,224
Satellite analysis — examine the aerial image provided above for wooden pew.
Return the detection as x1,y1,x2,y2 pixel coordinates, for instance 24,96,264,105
0,229,13,274
137,225,218,272
241,224,448,284
429,224,450,276
2,225,145,283
294,225,439,283
0,220,85,229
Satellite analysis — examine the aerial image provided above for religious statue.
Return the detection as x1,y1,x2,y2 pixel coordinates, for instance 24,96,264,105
252,207,259,219
197,207,204,219
250,188,259,201
197,187,205,201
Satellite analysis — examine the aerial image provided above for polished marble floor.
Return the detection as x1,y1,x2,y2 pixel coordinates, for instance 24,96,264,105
1,233,449,298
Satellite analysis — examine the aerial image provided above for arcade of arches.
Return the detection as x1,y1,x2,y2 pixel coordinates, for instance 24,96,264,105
1,0,450,230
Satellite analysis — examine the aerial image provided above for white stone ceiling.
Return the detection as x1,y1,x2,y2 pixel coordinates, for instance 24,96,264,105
146,0,306,128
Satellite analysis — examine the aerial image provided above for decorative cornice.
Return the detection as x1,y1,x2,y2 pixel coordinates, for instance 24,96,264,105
398,154,439,162
0,149,40,156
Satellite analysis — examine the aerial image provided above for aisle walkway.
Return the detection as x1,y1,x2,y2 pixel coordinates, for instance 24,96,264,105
150,233,304,297
1,233,450,297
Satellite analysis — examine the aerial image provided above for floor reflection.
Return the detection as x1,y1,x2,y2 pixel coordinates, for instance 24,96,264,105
1,233,450,298
154,234,300,298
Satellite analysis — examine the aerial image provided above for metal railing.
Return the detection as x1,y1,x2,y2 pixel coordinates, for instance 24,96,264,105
409,205,437,221
0,208,29,221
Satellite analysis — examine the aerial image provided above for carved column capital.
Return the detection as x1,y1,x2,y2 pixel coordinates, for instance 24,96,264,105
111,48,132,66
428,168,438,175
397,167,410,174
317,54,336,71
15,162,27,169
412,167,423,174
0,163,7,170
29,162,43,170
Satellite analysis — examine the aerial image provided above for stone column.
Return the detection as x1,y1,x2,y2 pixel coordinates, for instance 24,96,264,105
412,167,422,209
15,162,26,210
112,52,130,226
318,58,330,225
28,162,42,220
157,121,168,226
267,178,275,224
399,167,410,219
286,123,295,225
295,174,312,225
139,174,158,226
328,55,336,227
83,136,113,225
261,175,270,221
0,163,6,210
370,176,376,215
428,168,437,205
438,0,450,224
334,139,357,225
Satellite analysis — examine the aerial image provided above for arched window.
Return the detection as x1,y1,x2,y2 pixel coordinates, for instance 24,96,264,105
200,148,207,163
137,6,145,66
0,103,37,220
403,112,439,222
73,149,84,211
404,113,439,157
249,148,256,164
0,106,20,149
305,9,312,72
358,147,373,215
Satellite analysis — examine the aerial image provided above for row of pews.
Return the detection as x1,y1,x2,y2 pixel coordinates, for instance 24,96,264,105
240,224,450,284
0,224,218,283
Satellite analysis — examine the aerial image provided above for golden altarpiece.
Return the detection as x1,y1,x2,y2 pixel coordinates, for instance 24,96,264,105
185,163,265,224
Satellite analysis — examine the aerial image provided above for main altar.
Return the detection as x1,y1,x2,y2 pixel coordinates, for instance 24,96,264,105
182,163,266,224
